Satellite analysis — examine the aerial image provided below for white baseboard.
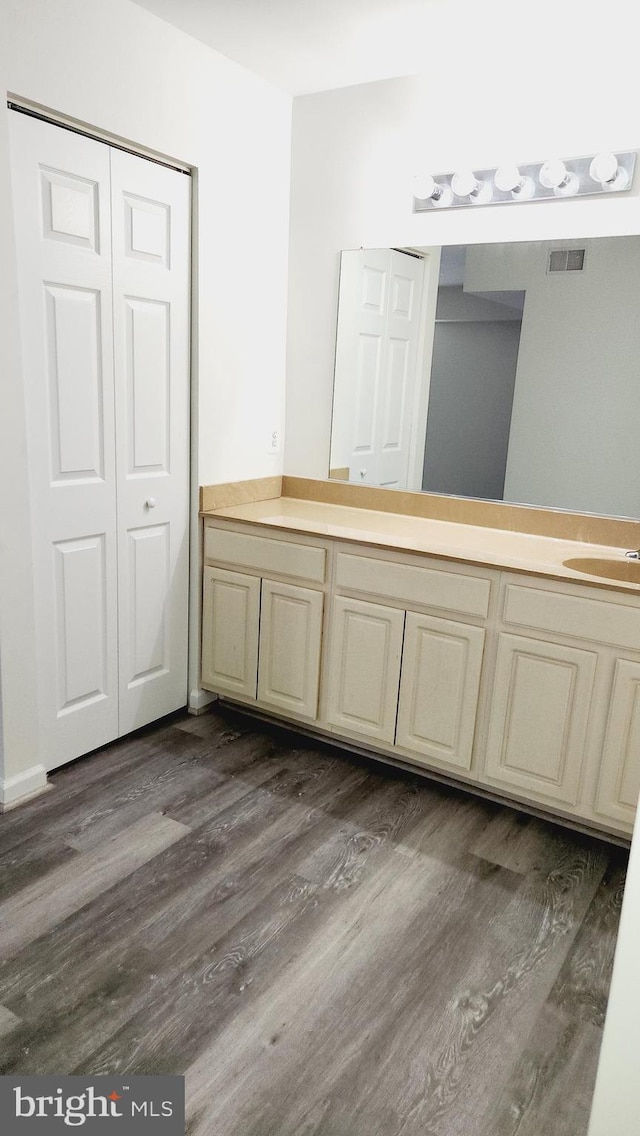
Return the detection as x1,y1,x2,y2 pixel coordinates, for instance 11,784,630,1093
0,764,51,811
188,688,217,715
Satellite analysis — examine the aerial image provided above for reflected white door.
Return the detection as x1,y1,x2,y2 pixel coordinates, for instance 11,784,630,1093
111,149,190,735
10,113,190,769
332,249,425,489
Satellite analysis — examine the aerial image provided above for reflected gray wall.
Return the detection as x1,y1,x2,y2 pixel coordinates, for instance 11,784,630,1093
422,320,522,500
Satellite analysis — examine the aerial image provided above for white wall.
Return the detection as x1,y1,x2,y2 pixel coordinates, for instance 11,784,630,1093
285,2,640,479
0,0,292,790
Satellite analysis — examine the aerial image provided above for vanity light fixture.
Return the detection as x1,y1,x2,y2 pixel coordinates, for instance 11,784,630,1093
412,150,636,212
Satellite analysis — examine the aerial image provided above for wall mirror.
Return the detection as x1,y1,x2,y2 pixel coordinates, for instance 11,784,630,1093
329,235,640,519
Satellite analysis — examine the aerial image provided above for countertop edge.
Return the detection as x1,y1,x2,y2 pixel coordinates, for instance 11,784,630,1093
201,499,640,597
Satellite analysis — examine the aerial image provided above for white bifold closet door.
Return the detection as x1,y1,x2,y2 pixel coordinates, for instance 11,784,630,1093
10,112,190,771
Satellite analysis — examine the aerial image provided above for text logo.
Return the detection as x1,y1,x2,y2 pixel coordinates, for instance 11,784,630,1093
0,1076,184,1134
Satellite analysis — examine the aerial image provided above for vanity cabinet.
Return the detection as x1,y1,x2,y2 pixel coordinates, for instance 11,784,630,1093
325,597,404,742
202,566,260,698
484,633,597,806
324,548,494,773
201,516,640,839
396,613,485,771
257,580,324,718
482,576,640,829
595,660,640,828
202,522,327,722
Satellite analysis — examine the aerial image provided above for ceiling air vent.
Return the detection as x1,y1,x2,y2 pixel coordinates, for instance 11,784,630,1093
547,248,586,273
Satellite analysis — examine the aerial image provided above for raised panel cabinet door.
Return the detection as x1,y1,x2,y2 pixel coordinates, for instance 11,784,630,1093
485,633,597,806
257,581,324,719
396,612,485,770
325,597,405,743
9,111,119,770
201,567,259,699
595,658,640,829
110,148,191,735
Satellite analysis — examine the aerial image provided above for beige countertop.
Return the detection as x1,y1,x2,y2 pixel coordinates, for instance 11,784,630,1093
202,496,640,594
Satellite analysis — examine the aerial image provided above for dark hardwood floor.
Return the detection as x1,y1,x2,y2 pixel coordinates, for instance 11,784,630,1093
0,704,627,1135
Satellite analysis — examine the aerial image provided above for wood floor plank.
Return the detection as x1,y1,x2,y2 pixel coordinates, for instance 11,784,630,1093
183,851,518,1134
0,756,370,1025
0,1003,20,1039
379,842,609,1136
164,741,292,829
470,808,559,875
173,708,250,740
482,1002,604,1136
0,739,202,859
484,853,627,1135
0,706,627,1135
0,840,81,904
183,835,607,1136
548,853,626,1026
68,774,434,1077
0,733,164,852
0,771,375,1076
66,762,219,853
80,786,491,1076
0,711,243,857
0,813,189,961
138,766,374,960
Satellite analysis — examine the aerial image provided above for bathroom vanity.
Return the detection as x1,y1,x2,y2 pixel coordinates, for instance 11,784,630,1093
200,478,640,841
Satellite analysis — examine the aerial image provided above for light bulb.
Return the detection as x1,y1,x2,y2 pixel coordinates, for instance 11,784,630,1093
412,173,441,201
451,169,492,204
411,173,453,207
494,164,521,192
494,163,535,199
432,184,454,207
451,169,481,197
589,152,629,190
539,159,579,196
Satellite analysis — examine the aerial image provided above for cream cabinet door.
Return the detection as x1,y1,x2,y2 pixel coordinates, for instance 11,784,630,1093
595,659,640,828
257,580,324,719
485,633,597,806
325,597,404,742
201,567,259,698
396,612,485,771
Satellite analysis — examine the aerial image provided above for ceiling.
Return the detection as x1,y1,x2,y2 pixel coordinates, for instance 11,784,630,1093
131,0,448,95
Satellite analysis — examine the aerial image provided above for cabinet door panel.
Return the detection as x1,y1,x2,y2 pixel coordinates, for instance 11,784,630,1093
258,580,323,719
201,567,259,698
396,613,485,770
595,659,640,828
485,633,597,805
325,597,404,742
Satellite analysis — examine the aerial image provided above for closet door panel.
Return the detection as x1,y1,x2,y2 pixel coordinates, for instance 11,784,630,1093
110,150,191,733
9,112,119,770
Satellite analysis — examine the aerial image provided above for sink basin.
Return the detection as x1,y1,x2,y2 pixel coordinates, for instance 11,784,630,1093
563,557,640,583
